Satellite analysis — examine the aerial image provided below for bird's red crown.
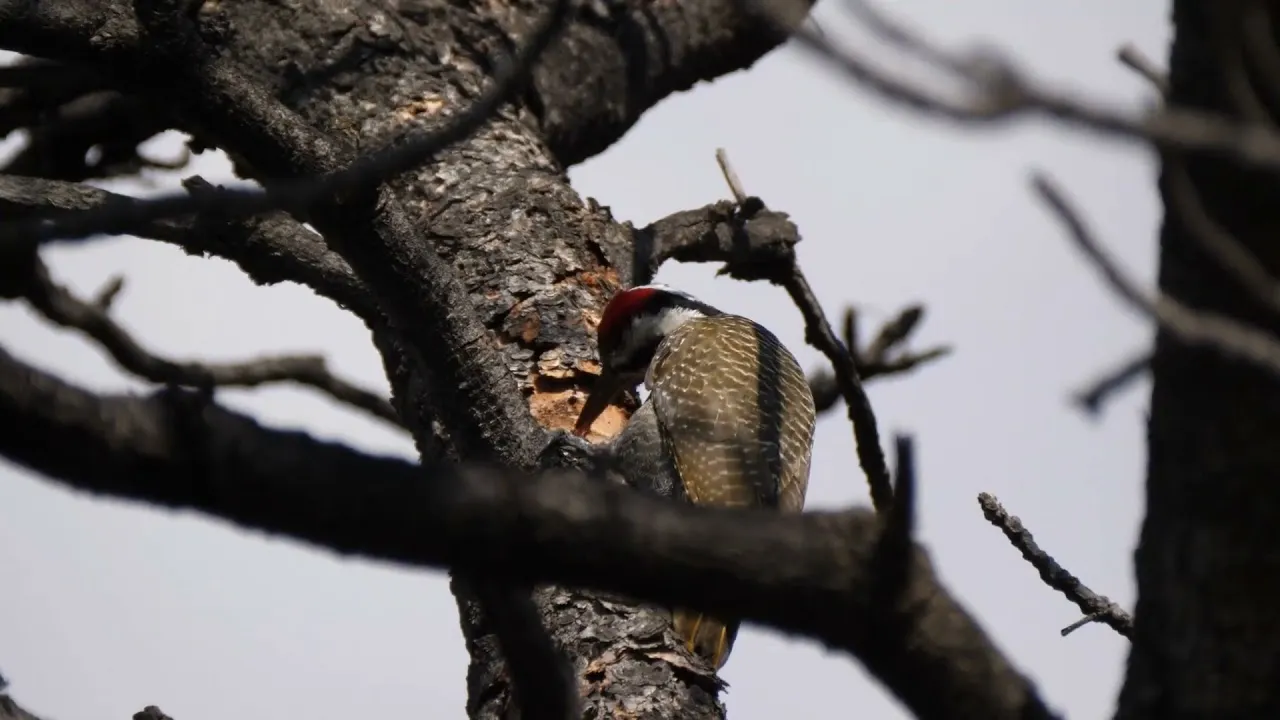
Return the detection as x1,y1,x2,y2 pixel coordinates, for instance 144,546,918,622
595,285,662,357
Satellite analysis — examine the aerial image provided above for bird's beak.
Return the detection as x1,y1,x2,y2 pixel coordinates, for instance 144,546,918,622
573,369,626,438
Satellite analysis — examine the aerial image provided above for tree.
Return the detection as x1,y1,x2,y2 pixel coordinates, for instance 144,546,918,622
1,0,1276,719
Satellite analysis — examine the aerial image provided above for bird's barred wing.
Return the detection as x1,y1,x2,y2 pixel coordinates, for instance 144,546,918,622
647,315,816,512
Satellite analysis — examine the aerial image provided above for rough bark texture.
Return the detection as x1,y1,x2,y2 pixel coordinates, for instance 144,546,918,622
106,1,806,717
1118,3,1280,718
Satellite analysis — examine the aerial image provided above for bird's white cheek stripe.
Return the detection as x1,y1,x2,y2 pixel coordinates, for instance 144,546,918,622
619,307,703,370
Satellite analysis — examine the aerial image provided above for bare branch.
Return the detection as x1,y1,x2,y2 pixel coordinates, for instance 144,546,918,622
737,0,1280,175
1034,172,1280,380
1071,350,1152,417
1117,43,1169,95
91,274,126,311
977,493,1134,639
0,174,380,323
630,199,801,287
810,305,953,411
0,0,576,246
14,256,402,428
0,345,1059,720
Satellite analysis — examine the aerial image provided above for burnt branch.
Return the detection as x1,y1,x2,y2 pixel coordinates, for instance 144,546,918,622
0,345,1058,720
0,0,576,246
530,0,815,166
977,493,1135,639
10,255,401,428
0,174,379,323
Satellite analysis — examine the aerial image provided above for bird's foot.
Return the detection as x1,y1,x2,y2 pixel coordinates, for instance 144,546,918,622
538,428,606,472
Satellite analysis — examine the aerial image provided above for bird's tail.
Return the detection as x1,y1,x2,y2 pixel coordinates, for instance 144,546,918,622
672,608,740,670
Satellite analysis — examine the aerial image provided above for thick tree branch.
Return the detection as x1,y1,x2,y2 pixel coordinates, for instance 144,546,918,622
529,0,815,166
0,345,1057,720
978,493,1134,639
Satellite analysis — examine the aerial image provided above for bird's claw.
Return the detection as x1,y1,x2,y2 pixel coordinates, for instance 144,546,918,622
538,428,602,471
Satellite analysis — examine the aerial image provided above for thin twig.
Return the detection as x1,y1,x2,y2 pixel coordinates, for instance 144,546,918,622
977,493,1134,639
91,275,126,311
18,258,402,428
809,305,950,411
1034,172,1280,380
714,148,894,512
741,0,1280,175
1117,43,1170,95
1071,350,1152,417
0,0,574,246
0,174,380,323
715,147,748,202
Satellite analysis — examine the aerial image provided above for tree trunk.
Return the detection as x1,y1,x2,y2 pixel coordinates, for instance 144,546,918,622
168,1,799,717
1119,2,1280,717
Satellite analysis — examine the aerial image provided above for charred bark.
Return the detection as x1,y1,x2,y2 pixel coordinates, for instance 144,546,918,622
1118,3,1280,718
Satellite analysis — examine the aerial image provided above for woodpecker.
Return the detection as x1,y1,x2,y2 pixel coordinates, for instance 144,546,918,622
571,283,817,670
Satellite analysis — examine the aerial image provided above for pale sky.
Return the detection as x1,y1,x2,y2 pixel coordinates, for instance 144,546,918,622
1,3,1168,719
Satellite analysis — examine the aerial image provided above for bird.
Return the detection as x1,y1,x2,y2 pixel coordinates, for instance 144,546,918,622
570,283,817,671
